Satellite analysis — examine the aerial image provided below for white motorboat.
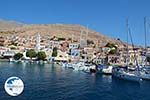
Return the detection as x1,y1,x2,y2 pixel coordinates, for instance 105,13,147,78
61,62,68,67
83,64,96,73
72,62,85,71
96,65,113,75
72,62,96,73
102,66,113,75
67,63,74,69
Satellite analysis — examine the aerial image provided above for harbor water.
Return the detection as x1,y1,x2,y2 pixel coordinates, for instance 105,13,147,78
0,62,150,100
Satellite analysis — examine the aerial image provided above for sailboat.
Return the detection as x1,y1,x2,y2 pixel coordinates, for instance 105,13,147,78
139,17,150,80
112,19,142,82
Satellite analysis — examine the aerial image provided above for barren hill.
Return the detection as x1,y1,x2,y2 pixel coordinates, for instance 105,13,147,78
0,19,23,30
0,20,127,47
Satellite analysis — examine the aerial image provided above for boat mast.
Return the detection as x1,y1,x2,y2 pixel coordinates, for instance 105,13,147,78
126,19,129,66
127,19,139,68
144,17,147,66
128,29,138,67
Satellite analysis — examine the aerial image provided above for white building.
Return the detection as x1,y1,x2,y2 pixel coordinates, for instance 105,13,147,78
69,43,79,49
3,51,15,57
35,33,41,51
53,50,69,62
49,40,61,49
0,47,10,56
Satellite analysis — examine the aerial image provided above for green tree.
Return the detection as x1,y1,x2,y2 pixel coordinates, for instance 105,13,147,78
105,43,117,49
10,41,18,46
37,51,47,60
10,46,16,50
14,53,23,60
26,49,37,59
58,37,66,41
109,49,117,54
52,47,58,57
105,43,118,55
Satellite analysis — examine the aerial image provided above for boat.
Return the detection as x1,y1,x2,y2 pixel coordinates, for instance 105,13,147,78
83,63,96,73
61,62,68,67
112,67,142,82
139,67,150,80
139,18,150,80
112,19,142,82
72,62,96,73
102,66,113,75
67,63,74,69
140,71,150,80
96,64,113,75
96,64,103,73
72,62,85,71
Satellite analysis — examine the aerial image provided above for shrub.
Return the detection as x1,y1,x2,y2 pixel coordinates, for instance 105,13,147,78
14,53,23,60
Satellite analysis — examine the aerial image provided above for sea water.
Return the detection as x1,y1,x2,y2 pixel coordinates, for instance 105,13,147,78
0,62,150,100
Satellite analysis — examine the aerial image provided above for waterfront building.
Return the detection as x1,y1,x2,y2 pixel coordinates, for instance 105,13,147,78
107,54,120,65
69,43,79,49
118,48,144,66
70,49,80,62
80,47,96,62
128,49,142,65
93,56,106,65
49,40,61,49
2,51,15,58
0,47,10,56
60,41,69,52
101,46,111,54
146,47,150,59
0,37,5,46
119,51,127,66
53,50,69,62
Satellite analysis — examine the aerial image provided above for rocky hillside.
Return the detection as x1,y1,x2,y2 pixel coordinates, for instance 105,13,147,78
0,19,23,30
0,19,127,47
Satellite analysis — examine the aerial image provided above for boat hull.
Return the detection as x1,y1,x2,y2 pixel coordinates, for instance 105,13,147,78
112,68,142,82
140,72,150,80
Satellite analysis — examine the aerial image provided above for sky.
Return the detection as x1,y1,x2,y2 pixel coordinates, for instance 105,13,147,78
0,0,150,46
